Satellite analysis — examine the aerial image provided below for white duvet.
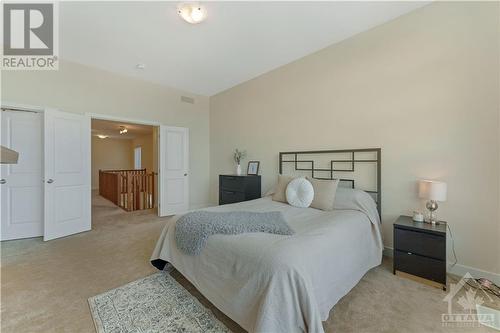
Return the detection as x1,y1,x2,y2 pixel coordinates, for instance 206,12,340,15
151,192,383,333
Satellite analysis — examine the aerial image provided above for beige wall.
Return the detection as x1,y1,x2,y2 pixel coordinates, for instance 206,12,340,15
131,132,155,173
210,2,500,275
91,137,133,189
1,60,211,208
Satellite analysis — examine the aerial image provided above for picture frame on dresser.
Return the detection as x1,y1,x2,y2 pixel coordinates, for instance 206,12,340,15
247,161,260,175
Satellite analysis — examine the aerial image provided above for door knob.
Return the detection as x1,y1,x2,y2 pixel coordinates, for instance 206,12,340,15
0,179,6,184
47,179,54,184
184,173,187,176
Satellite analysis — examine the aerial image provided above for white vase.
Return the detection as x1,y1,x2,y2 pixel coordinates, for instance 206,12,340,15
236,164,242,175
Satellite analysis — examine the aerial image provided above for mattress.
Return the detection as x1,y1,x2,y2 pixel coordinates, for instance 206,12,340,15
151,195,383,333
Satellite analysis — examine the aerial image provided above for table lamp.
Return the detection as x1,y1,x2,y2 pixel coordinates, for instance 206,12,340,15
418,180,447,224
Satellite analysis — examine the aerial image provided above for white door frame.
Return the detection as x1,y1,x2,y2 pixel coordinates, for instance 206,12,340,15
86,113,161,127
1,101,45,113
86,112,162,215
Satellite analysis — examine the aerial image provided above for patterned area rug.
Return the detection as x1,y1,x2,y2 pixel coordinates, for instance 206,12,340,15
88,272,231,333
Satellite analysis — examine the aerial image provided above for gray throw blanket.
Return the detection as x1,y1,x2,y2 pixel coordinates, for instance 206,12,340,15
175,211,294,255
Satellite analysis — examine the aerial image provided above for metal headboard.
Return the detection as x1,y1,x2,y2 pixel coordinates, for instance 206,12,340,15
279,148,381,217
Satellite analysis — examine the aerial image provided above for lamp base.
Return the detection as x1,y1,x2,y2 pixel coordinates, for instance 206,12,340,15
425,200,439,224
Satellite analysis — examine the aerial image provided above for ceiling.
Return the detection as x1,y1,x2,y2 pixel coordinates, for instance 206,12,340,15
61,2,429,96
91,119,154,140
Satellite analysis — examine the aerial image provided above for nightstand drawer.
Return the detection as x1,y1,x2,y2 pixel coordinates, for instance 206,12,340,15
220,190,245,204
394,250,446,284
394,227,445,260
220,176,246,192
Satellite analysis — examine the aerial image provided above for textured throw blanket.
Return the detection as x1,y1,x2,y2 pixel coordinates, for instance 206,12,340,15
175,211,294,255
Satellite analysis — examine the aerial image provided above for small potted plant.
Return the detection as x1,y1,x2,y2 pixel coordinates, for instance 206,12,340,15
233,149,247,175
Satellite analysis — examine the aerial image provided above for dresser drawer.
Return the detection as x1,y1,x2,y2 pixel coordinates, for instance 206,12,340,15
220,190,245,204
220,176,246,192
394,227,445,260
394,250,446,284
219,175,261,205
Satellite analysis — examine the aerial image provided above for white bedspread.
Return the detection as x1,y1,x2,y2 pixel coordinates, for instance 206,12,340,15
151,196,383,333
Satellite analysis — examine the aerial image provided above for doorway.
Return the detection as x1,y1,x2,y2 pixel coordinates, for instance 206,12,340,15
91,118,158,214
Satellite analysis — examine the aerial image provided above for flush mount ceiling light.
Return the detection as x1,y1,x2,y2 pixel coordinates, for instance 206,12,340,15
97,135,108,139
119,126,128,135
136,63,146,70
177,3,207,24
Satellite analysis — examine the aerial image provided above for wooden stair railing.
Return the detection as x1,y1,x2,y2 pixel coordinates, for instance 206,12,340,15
99,169,155,211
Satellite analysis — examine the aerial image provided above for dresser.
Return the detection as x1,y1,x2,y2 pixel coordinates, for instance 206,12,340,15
393,215,447,290
219,175,261,205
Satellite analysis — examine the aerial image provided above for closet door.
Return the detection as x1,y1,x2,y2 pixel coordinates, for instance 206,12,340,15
44,109,91,241
159,126,189,216
1,110,43,240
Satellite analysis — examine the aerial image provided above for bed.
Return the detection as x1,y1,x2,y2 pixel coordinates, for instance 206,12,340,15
151,148,383,333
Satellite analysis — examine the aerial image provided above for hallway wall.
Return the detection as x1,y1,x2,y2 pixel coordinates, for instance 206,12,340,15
131,132,155,174
91,137,133,190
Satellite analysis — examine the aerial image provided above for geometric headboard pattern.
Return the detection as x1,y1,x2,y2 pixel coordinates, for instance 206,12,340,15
279,148,381,216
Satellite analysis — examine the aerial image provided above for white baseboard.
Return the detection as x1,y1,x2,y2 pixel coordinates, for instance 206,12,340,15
448,263,500,286
383,246,394,258
383,246,500,285
189,203,212,210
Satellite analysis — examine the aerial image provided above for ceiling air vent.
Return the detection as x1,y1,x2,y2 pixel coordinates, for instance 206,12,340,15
180,96,195,104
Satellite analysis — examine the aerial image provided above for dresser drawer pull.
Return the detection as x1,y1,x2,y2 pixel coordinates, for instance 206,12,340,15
407,252,412,255
224,191,235,195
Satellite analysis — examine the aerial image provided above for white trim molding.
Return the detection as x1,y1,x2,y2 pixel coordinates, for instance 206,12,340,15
1,101,45,113
86,112,161,127
189,203,211,211
383,246,500,285
383,246,394,258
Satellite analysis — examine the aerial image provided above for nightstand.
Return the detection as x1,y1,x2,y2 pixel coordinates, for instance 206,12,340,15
393,215,447,290
219,175,261,205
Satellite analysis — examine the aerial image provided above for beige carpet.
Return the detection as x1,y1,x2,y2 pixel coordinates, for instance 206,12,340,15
1,193,498,332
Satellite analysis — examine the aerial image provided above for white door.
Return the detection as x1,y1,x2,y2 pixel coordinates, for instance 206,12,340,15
1,110,43,240
44,109,91,241
159,126,189,216
134,146,142,169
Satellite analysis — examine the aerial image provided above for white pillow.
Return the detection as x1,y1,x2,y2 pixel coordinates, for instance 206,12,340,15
286,178,314,208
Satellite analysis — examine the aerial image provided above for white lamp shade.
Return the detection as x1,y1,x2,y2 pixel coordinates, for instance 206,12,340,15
418,180,447,202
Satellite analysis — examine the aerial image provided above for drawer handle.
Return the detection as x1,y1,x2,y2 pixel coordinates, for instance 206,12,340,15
225,191,235,195
407,252,412,255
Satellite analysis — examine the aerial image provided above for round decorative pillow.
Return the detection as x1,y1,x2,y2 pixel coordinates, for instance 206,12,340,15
286,178,314,208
